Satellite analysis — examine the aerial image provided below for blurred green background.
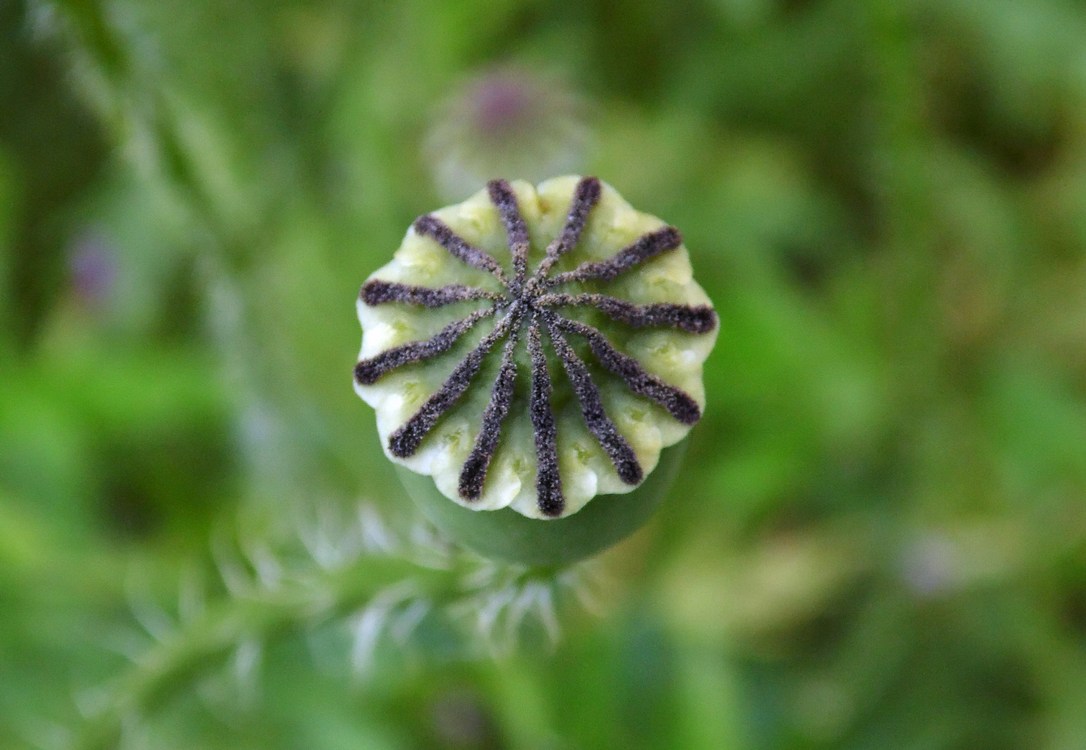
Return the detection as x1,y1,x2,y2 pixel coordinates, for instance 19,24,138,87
3,0,1086,748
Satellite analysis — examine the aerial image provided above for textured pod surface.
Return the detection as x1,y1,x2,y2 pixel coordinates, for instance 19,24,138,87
354,176,717,521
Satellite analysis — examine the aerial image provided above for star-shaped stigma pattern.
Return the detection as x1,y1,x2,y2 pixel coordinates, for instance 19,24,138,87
355,177,717,517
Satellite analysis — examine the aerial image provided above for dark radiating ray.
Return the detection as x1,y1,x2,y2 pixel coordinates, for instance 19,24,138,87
543,315,643,486
551,315,702,425
361,279,502,308
355,308,495,386
387,309,519,458
547,226,682,286
535,176,601,280
538,293,717,333
458,328,520,500
487,179,530,287
413,214,509,284
527,318,564,516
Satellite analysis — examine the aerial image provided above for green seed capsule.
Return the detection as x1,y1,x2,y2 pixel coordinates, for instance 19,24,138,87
397,442,687,566
354,177,716,564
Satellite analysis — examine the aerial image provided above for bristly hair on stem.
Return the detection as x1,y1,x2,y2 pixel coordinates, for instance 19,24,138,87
65,503,603,750
356,177,717,515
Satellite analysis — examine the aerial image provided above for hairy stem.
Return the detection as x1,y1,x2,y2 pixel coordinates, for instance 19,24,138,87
70,556,462,750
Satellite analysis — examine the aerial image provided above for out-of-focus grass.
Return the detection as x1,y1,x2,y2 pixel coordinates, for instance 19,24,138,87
2,0,1086,748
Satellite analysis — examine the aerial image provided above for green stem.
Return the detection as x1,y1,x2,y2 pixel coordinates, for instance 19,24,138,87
863,0,943,400
42,0,256,269
70,556,462,750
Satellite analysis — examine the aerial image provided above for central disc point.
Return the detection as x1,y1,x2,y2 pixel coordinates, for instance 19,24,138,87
521,276,545,302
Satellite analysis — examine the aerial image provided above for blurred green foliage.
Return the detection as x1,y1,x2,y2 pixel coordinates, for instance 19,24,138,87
2,0,1086,748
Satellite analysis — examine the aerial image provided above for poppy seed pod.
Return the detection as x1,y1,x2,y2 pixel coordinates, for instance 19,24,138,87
354,177,717,564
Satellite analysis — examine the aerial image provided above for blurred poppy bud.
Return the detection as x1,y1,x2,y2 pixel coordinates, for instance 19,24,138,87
423,67,589,201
